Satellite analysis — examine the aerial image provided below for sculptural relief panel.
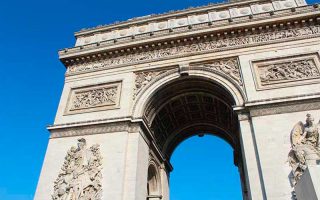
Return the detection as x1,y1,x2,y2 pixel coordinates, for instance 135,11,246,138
65,81,122,115
252,53,320,90
52,138,103,200
134,71,164,100
288,114,320,185
192,57,243,86
133,68,175,100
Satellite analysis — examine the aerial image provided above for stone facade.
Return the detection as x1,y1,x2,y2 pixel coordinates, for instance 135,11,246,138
35,0,320,200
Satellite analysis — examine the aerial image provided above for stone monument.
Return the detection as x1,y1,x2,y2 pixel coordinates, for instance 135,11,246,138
35,0,320,199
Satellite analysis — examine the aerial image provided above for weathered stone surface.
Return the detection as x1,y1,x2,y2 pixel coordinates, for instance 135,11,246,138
35,0,320,200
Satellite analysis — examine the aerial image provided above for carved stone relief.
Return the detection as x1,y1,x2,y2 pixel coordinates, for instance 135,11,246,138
65,82,121,114
197,57,242,85
52,138,103,200
67,25,320,75
288,114,320,185
133,70,167,100
253,53,320,90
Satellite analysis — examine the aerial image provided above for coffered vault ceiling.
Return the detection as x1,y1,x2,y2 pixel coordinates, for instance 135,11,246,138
144,77,240,159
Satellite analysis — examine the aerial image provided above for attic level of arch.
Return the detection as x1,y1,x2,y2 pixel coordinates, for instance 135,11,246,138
70,0,310,48
61,16,320,75
60,10,320,74
74,0,282,35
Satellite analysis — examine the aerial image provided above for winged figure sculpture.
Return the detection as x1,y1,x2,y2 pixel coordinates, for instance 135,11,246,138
288,114,320,185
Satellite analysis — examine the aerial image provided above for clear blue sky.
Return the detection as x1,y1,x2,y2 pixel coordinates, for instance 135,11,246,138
170,136,242,200
0,0,317,199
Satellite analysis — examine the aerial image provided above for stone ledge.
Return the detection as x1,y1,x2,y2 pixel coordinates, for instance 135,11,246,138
59,5,318,59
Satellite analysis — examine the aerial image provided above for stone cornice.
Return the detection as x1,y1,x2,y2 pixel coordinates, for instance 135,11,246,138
62,17,320,76
48,116,133,130
48,117,169,166
60,5,319,61
241,92,320,117
249,99,320,117
245,92,320,107
74,0,276,37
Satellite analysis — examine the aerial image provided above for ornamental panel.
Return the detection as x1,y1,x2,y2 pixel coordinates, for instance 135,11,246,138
65,81,122,115
52,138,103,200
252,53,320,90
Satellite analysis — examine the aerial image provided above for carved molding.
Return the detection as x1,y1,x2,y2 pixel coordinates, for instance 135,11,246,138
74,0,306,47
65,82,122,115
49,121,142,138
250,100,320,117
133,57,243,102
66,25,320,75
52,138,102,200
253,53,320,90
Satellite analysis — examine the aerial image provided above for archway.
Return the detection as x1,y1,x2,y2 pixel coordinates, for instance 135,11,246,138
139,74,248,200
147,163,162,200
170,135,242,199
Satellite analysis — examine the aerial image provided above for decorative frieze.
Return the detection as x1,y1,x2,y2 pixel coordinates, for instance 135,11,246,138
65,82,121,114
52,138,103,200
253,53,320,90
67,25,320,75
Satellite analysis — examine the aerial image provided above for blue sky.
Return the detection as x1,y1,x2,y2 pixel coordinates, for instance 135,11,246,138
0,0,317,199
170,136,242,200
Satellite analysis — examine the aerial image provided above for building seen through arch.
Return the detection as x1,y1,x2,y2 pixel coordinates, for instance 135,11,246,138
36,0,320,199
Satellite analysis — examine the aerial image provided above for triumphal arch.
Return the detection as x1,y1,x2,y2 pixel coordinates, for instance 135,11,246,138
35,0,320,199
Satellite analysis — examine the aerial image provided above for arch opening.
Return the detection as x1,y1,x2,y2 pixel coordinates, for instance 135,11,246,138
147,164,162,200
170,135,243,200
141,75,248,199
143,77,240,162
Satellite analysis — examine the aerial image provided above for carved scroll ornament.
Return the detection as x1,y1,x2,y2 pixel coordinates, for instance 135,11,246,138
288,114,320,185
52,138,103,200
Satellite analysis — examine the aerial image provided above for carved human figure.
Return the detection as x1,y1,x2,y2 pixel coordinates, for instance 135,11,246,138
288,114,320,185
203,58,242,85
52,138,102,200
71,86,118,110
260,59,320,84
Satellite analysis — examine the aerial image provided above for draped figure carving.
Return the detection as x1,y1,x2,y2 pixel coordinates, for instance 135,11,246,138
288,114,320,185
52,138,103,200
